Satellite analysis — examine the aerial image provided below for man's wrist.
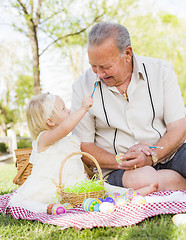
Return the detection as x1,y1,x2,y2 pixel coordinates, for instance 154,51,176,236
151,151,159,166
147,155,153,166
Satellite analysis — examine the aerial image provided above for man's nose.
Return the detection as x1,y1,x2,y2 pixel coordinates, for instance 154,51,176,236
97,67,105,79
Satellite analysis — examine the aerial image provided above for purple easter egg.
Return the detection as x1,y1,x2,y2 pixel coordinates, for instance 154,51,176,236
104,197,115,204
98,198,104,202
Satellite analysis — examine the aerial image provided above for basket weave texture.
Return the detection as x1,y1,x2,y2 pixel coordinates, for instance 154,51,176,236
57,151,105,206
13,148,33,186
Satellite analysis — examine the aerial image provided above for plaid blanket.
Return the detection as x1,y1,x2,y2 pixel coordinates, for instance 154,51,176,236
0,190,186,229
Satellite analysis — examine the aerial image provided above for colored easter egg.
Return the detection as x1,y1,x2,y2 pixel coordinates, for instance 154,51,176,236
104,197,115,204
52,204,66,215
89,200,98,212
115,153,124,163
98,198,104,202
85,199,96,212
83,199,98,212
125,189,140,202
115,197,128,206
172,214,186,227
94,198,102,204
93,203,100,212
109,192,121,201
99,202,115,213
82,198,94,211
131,195,147,205
63,203,73,210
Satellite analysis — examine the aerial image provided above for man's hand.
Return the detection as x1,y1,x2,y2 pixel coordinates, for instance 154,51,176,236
128,142,154,156
118,142,154,170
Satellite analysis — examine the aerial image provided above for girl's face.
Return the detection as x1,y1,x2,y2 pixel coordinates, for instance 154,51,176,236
52,96,71,125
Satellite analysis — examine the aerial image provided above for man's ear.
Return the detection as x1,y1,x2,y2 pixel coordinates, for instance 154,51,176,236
125,46,133,62
46,118,55,127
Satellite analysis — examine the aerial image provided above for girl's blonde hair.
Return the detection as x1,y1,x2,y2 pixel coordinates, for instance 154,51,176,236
26,93,58,140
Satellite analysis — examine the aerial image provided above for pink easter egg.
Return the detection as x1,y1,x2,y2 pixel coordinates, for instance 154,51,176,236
52,204,66,215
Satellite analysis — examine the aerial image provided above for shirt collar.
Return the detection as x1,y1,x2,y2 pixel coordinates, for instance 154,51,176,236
132,53,145,81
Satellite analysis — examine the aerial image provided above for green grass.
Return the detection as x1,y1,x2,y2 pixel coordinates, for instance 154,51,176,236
0,163,185,240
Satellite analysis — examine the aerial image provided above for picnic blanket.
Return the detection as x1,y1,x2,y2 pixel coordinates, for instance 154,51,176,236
0,190,186,229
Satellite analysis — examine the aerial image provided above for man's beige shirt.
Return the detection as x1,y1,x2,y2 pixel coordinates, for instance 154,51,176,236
71,54,185,176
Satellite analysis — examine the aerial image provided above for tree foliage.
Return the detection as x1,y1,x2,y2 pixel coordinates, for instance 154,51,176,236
15,75,34,108
0,100,19,134
0,41,27,135
8,0,109,94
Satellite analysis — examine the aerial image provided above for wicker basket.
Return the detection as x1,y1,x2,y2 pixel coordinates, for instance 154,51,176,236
58,151,106,206
13,148,33,186
13,148,96,188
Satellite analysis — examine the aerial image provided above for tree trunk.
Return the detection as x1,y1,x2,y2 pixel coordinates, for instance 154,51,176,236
28,22,41,95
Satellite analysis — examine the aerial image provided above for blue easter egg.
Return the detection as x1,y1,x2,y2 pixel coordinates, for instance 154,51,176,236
89,200,98,212
93,203,100,212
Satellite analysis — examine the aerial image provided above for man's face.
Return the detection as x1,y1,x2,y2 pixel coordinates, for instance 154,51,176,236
88,39,129,87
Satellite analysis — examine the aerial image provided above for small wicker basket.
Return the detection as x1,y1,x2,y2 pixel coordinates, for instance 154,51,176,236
57,151,106,206
13,148,33,186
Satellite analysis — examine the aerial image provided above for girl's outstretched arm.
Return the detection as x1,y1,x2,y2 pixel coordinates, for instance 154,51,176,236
40,95,93,147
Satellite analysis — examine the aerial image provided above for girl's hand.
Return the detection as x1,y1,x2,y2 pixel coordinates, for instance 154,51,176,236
82,95,93,112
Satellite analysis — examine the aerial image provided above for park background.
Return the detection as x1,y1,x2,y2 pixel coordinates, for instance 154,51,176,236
0,1,186,239
0,0,186,160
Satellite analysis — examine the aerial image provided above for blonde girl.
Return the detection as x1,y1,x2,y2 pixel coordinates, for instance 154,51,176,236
8,93,93,214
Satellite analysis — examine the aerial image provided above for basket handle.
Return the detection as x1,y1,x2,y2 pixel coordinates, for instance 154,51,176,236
13,158,30,184
58,151,103,187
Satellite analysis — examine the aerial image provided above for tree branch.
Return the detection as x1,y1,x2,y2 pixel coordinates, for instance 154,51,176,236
30,0,33,18
17,0,35,30
40,9,65,25
39,13,104,57
17,0,29,16
35,0,43,26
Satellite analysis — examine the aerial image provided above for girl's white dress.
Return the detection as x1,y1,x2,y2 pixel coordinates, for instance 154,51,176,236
8,133,87,213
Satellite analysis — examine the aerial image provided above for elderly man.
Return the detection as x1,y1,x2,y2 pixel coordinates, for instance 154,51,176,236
71,21,186,191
